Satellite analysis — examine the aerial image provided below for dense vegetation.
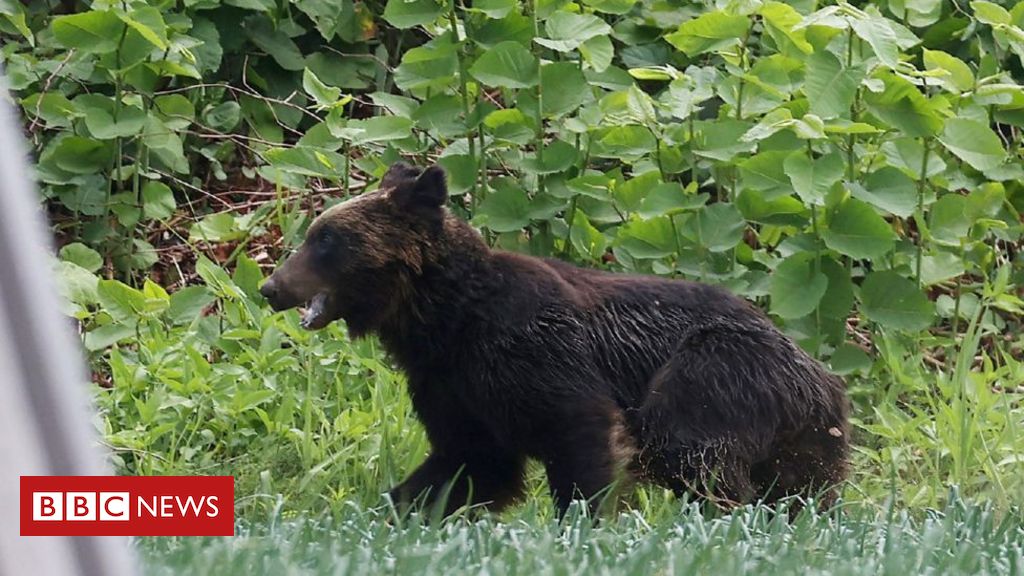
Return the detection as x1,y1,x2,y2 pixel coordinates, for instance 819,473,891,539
3,0,1024,571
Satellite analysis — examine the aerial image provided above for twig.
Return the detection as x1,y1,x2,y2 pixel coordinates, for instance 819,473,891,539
27,49,77,135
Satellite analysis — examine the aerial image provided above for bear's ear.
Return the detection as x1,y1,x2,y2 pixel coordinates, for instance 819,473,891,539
379,161,422,190
392,164,448,209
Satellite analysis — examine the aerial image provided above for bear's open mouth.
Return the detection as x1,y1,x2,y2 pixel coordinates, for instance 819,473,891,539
299,292,331,330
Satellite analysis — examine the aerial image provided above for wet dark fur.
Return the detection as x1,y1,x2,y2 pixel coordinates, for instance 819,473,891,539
261,162,851,518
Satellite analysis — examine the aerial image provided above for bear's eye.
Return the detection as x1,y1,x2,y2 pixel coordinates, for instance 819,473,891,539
313,228,347,258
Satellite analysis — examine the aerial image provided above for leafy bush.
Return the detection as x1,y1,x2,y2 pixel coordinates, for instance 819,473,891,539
3,0,1024,513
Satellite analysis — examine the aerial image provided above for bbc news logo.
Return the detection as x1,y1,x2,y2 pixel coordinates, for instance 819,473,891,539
21,476,234,536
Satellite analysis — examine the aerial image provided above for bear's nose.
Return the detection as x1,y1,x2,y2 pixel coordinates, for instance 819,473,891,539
259,279,278,302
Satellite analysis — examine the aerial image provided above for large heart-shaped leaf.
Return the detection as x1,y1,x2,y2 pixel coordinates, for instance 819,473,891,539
860,271,935,331
938,118,1007,172
784,151,844,206
469,41,539,88
770,253,828,319
823,197,896,259
665,11,750,57
803,51,865,119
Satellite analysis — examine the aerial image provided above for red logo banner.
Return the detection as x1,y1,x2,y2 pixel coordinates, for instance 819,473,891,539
20,476,234,536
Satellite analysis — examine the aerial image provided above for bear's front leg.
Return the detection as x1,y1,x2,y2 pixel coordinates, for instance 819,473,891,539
388,450,525,519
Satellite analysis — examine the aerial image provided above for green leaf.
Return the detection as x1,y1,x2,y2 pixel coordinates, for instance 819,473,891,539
84,324,136,351
591,125,657,160
898,0,943,26
20,92,78,129
881,138,946,179
819,257,855,320
144,116,189,173
770,253,828,319
920,250,966,285
784,151,845,206
383,0,443,29
689,203,746,252
828,344,873,375
972,0,1011,25
233,254,264,300
117,7,168,50
265,146,347,177
225,0,276,10
521,140,578,174
860,271,934,331
570,210,608,260
850,17,900,69
56,261,99,307
0,0,33,44
476,181,532,232
204,101,242,131
803,51,865,119
436,154,478,195
167,286,216,325
142,181,176,220
694,119,756,161
760,1,812,54
50,136,115,175
196,256,244,300
581,0,635,15
469,0,518,19
613,172,658,212
616,216,677,259
52,11,125,54
849,167,918,218
864,72,942,137
823,197,897,259
246,17,306,71
639,183,707,219
98,279,148,321
929,194,972,246
395,42,459,91
303,68,343,108
153,95,195,131
665,11,750,57
190,213,246,243
923,49,974,93
340,116,414,144
567,173,612,201
469,41,539,88
735,188,807,226
74,94,146,140
541,62,589,116
739,151,792,200
535,12,611,52
60,243,103,273
938,118,1007,172
580,35,614,72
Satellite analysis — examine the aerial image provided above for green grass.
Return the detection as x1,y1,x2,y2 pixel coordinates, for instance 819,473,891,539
141,498,1024,575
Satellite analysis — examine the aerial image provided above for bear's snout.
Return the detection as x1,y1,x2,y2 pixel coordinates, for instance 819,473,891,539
260,278,288,311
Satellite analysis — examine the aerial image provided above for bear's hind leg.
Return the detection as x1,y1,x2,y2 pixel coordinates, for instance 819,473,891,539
639,434,756,507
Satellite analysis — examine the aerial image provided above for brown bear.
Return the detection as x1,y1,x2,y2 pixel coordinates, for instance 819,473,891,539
259,161,850,518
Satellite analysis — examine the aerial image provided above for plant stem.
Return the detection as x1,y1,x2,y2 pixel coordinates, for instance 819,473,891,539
952,241,964,335
670,213,686,278
915,138,931,287
689,114,697,190
531,0,545,195
562,196,577,258
448,1,476,193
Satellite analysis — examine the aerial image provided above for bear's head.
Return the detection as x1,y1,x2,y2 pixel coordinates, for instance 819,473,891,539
259,161,449,334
